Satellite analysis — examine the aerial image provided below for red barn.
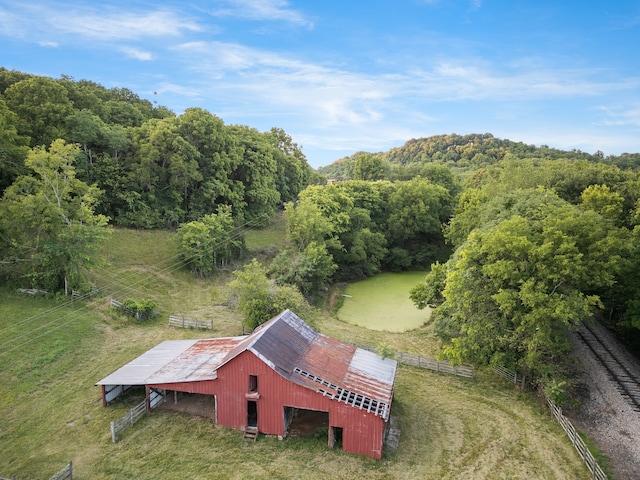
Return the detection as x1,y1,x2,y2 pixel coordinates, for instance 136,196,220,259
97,310,398,459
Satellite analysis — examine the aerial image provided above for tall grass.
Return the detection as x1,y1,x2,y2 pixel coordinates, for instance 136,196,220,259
0,226,592,479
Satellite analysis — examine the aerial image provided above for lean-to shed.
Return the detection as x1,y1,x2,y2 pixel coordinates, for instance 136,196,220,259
96,309,398,459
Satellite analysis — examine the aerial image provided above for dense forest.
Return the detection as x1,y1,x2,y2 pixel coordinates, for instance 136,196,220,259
2,68,640,399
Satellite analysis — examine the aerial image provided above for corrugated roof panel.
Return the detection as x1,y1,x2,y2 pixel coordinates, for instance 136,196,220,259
96,339,198,385
296,335,354,387
149,337,243,383
249,309,316,374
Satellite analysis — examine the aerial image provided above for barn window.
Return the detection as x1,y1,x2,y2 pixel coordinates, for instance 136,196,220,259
249,375,258,392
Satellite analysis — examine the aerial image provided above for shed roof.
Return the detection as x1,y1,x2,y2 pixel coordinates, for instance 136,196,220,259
97,310,397,418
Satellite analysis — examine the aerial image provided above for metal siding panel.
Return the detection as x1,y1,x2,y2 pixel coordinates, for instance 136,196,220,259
330,401,385,459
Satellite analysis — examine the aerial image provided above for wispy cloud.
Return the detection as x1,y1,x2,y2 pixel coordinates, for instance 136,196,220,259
0,2,201,42
600,104,640,128
169,40,640,136
120,47,154,61
37,40,58,47
209,0,313,27
53,9,201,40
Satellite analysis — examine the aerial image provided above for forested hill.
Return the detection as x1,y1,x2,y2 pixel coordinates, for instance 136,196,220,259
0,68,318,229
318,133,640,180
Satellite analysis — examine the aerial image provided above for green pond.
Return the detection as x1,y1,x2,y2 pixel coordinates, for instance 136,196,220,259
337,271,431,332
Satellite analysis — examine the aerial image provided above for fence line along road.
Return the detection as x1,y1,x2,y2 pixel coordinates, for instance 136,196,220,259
546,397,607,480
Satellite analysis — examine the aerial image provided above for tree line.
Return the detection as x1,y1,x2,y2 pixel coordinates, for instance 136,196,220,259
0,68,316,292
0,68,317,229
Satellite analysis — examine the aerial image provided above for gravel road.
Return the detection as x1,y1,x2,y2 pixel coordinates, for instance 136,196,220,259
565,324,640,480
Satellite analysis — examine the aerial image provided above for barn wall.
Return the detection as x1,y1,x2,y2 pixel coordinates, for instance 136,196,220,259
148,379,217,395
330,402,386,459
148,350,387,459
215,350,331,435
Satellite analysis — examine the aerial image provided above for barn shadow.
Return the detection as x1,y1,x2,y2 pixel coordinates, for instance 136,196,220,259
156,392,216,420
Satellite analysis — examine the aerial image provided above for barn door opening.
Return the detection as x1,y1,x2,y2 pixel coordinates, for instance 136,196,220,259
247,400,258,428
329,426,343,449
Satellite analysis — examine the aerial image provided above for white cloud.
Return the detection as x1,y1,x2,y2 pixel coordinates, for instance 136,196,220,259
599,104,640,127
53,9,201,41
120,47,153,61
0,2,201,43
38,40,58,47
210,0,313,27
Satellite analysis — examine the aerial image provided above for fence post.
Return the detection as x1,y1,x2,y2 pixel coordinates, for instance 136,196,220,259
68,460,73,480
111,420,117,443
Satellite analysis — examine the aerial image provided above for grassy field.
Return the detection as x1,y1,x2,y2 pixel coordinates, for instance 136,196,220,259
337,271,431,332
0,224,595,479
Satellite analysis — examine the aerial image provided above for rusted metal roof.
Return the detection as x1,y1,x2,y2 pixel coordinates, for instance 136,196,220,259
96,310,397,417
247,310,397,416
96,337,244,386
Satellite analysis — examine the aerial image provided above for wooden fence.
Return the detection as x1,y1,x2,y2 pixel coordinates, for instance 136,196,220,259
546,398,607,479
109,298,150,321
494,366,607,479
395,352,474,378
110,390,164,443
49,461,73,480
492,365,521,385
353,344,474,378
110,399,147,443
169,315,213,329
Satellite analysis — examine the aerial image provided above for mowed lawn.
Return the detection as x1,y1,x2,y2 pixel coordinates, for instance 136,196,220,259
0,228,593,479
338,271,431,332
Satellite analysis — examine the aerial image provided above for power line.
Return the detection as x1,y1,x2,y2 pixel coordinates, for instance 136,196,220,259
0,213,271,356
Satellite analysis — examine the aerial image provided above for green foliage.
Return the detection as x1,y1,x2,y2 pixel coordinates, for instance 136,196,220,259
4,76,74,147
433,192,629,377
0,70,314,229
176,205,245,278
377,342,396,359
0,140,110,292
410,261,447,309
543,378,569,406
353,152,390,180
229,259,312,330
0,97,30,191
270,241,337,295
121,298,158,321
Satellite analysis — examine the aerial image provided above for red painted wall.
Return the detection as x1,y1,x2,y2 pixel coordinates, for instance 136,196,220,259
150,350,386,459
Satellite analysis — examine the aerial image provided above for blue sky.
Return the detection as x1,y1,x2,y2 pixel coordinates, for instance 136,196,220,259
1,0,639,168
